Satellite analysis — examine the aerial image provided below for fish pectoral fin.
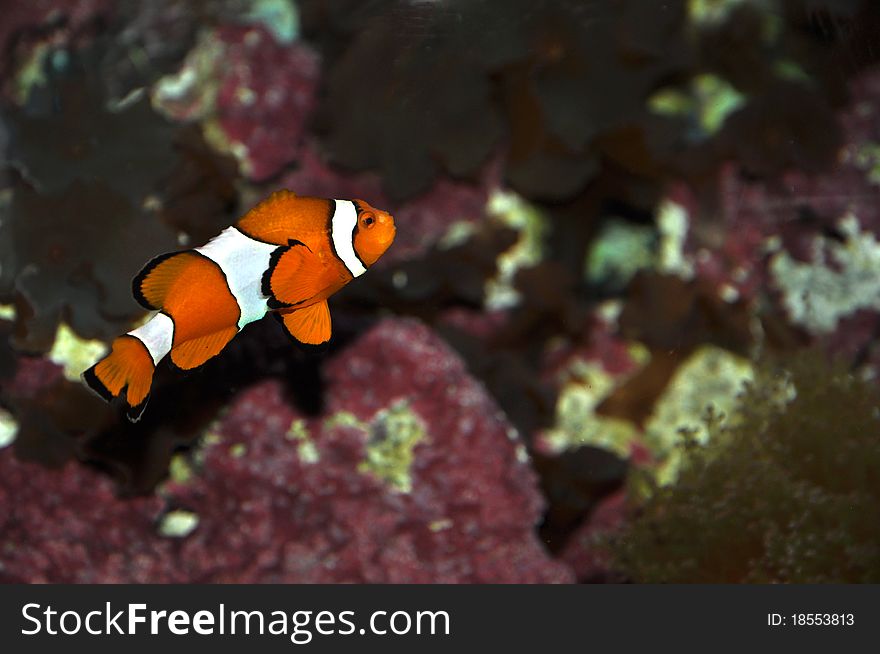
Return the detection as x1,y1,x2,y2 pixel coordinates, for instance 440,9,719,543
262,240,329,308
169,326,239,370
275,301,332,347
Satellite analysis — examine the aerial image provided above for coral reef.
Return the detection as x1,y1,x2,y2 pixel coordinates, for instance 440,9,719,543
2,0,880,584
0,320,571,583
559,489,627,583
154,24,320,181
1,180,177,350
4,40,179,198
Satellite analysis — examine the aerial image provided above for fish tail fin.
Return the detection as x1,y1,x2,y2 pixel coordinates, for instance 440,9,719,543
82,335,155,422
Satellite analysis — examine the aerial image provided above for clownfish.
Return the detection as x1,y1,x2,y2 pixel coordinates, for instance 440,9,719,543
83,190,396,420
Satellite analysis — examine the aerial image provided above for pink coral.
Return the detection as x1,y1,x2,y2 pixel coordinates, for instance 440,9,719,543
0,0,112,72
0,319,572,583
214,25,320,181
559,490,627,582
281,144,502,264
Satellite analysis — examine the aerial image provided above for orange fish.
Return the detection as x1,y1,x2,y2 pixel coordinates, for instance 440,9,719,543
83,190,396,420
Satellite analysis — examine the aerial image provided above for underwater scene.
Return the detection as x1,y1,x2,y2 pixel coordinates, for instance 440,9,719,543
1,0,879,584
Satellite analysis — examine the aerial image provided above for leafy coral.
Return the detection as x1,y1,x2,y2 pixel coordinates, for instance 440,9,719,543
315,1,504,200
157,124,241,244
3,41,179,199
612,353,880,582
304,0,880,208
0,34,252,351
307,0,693,201
0,178,176,350
0,319,16,382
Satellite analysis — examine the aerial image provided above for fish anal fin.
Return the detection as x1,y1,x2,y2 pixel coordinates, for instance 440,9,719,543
276,301,332,347
170,326,239,370
263,241,330,308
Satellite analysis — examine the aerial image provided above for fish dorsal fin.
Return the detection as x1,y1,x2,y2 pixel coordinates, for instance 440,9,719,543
237,191,331,245
262,240,330,308
132,249,240,345
170,326,239,370
275,301,332,347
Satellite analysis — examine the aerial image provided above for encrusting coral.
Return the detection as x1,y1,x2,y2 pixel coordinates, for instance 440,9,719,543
0,320,572,583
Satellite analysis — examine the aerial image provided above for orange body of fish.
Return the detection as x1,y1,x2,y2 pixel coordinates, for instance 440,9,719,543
83,190,396,420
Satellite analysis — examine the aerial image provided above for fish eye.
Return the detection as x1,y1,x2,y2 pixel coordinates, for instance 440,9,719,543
361,212,375,228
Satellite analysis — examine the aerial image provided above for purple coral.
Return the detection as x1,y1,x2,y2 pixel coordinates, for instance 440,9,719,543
0,319,572,583
675,67,880,366
559,490,627,583
282,142,501,263
214,25,320,182
0,0,113,84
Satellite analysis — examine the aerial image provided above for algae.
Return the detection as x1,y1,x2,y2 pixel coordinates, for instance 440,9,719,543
0,408,17,448
168,454,195,484
239,0,300,44
613,353,880,583
158,509,200,538
483,190,548,310
585,220,656,290
48,323,109,382
770,213,880,333
358,402,427,494
852,142,880,185
285,418,319,464
542,344,650,459
649,74,746,137
642,345,755,487
656,200,694,279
